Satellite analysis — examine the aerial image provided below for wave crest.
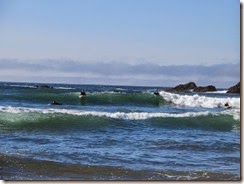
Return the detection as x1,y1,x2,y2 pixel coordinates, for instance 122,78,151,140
0,106,239,132
159,91,240,109
0,106,239,121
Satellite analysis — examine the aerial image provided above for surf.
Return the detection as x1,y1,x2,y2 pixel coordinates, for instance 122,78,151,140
0,106,239,131
159,91,240,109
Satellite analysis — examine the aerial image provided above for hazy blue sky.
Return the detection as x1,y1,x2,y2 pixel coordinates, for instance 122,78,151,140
0,0,240,87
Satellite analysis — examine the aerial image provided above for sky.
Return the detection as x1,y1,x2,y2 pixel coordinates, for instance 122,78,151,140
0,0,240,87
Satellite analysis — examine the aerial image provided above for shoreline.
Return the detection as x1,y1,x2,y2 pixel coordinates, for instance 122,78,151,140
0,153,240,181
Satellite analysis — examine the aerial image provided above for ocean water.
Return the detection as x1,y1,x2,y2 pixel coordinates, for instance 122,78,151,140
0,82,240,180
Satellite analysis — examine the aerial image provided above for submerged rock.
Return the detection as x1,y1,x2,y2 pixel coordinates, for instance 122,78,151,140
227,82,240,93
166,82,197,92
194,85,216,92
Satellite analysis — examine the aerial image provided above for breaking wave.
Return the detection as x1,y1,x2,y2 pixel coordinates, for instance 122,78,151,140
0,105,238,120
159,91,240,109
0,106,239,131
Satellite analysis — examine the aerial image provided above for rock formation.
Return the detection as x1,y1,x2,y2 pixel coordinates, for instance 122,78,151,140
193,85,216,92
227,82,240,93
166,82,197,92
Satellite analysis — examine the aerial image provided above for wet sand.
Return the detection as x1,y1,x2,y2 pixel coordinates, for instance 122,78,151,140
0,153,239,180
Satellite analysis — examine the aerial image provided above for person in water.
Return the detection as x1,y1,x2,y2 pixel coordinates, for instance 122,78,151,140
224,102,232,109
154,90,160,96
80,90,86,96
51,101,62,105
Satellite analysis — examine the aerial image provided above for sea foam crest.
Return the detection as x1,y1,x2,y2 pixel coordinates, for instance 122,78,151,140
10,84,36,88
54,87,76,90
206,90,228,94
159,91,240,109
0,106,239,120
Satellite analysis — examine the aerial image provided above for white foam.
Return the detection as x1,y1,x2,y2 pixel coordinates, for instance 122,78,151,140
0,106,239,121
114,88,126,91
206,90,227,94
54,87,75,89
222,109,240,121
159,91,240,109
91,91,125,95
10,84,36,88
10,84,75,90
54,86,76,89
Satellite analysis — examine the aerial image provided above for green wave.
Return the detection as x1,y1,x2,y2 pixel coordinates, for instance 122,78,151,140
0,112,119,131
80,92,165,106
3,91,166,106
150,115,239,131
0,111,239,132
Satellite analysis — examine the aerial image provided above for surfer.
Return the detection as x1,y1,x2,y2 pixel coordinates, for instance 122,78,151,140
51,101,62,105
154,90,160,96
224,102,232,109
80,91,86,96
79,90,86,98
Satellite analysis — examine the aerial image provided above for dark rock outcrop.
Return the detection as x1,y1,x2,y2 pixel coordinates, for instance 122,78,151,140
35,85,53,89
166,82,197,92
193,85,216,92
227,82,240,93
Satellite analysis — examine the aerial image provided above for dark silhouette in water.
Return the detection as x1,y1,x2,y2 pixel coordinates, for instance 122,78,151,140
224,102,232,109
80,91,86,96
154,90,160,96
51,101,62,105
79,91,86,100
35,85,53,89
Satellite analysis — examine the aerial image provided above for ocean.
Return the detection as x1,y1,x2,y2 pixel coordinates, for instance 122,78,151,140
0,82,240,180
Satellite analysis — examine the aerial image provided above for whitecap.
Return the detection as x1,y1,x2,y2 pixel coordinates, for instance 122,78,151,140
0,106,239,121
159,91,240,109
206,90,228,94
